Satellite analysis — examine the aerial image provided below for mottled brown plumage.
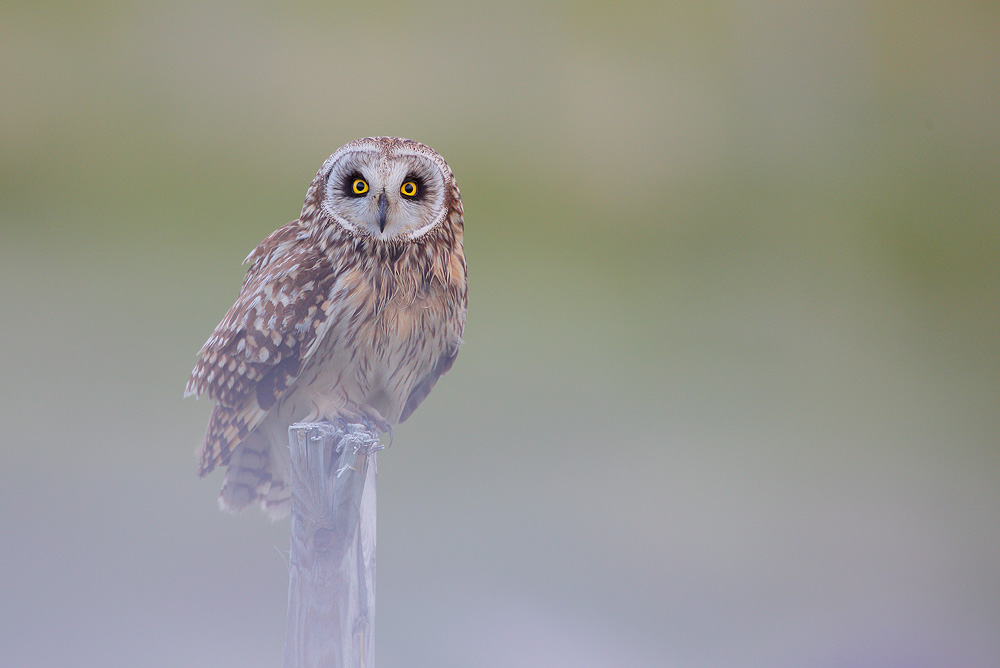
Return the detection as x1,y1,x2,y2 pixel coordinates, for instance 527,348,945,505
186,137,466,517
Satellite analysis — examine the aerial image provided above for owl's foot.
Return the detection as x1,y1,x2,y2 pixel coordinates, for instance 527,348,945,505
331,406,392,436
359,407,392,435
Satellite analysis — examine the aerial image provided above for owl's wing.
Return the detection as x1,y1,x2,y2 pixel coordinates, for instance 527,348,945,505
185,223,340,475
398,343,460,423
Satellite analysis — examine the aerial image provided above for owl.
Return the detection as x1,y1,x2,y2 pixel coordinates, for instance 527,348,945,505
185,137,467,519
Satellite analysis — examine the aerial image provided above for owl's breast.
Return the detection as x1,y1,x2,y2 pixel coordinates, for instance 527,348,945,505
361,280,455,418
291,264,460,425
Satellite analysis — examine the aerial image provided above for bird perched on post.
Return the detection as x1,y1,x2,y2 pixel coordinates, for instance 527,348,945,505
185,137,467,519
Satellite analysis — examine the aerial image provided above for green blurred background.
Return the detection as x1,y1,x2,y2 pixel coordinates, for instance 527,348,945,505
2,1,998,666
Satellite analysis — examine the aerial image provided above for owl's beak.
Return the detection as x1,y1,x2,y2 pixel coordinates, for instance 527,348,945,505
376,192,388,232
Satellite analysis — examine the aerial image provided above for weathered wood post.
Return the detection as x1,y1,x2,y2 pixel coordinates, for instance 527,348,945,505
283,420,381,668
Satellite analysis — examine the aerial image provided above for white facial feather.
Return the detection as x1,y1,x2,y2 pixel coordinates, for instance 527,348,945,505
320,141,449,241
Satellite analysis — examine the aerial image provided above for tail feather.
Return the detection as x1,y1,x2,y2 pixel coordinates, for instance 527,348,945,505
218,428,291,520
198,403,268,477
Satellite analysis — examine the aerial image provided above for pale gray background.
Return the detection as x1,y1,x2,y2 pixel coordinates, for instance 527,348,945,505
2,2,998,666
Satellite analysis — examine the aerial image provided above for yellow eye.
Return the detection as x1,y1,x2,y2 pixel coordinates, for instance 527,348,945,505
400,180,418,198
352,178,369,195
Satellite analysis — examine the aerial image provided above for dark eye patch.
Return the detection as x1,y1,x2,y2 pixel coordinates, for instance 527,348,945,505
401,174,427,200
343,172,367,197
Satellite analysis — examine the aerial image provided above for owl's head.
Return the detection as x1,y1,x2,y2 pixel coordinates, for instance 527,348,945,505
315,137,460,242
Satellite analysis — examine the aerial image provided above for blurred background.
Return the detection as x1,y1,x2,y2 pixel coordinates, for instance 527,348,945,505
2,1,998,666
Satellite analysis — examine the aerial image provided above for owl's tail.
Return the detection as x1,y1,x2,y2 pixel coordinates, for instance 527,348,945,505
218,429,291,520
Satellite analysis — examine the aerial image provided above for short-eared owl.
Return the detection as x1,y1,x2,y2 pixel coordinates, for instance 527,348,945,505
185,137,467,518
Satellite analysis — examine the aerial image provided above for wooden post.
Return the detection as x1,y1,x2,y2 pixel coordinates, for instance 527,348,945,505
283,421,380,668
